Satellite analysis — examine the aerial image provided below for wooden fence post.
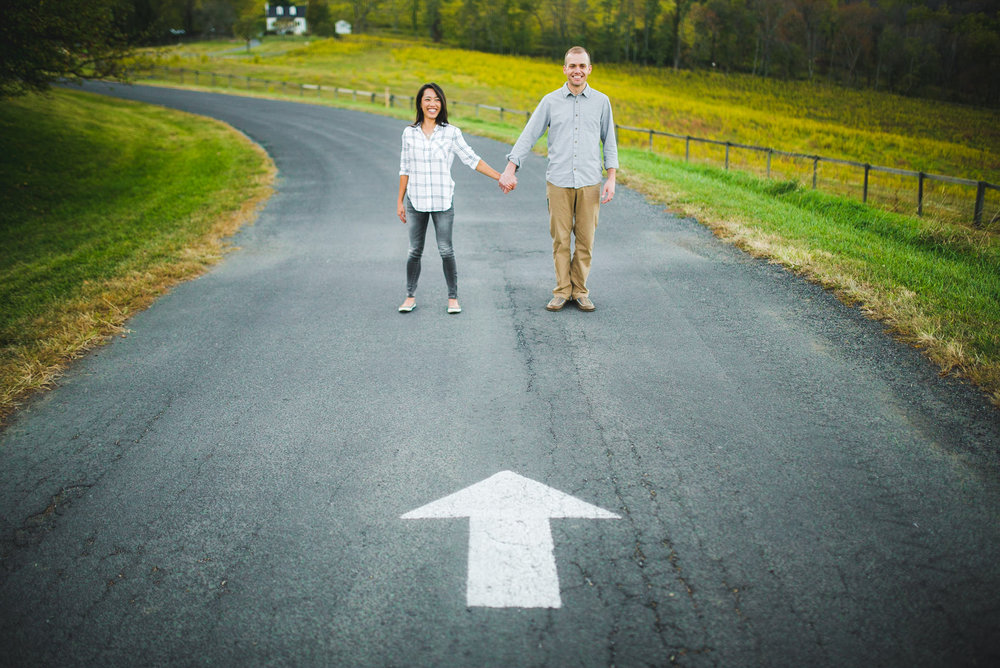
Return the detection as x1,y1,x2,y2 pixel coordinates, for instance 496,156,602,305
812,157,819,189
863,164,871,203
725,142,730,170
767,149,772,178
685,136,690,162
974,181,987,227
918,172,925,216
648,130,654,150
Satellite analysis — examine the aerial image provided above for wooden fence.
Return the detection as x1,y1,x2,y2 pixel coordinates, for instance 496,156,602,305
142,66,998,228
617,125,999,227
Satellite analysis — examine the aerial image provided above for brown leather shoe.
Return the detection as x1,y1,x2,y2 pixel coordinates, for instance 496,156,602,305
546,296,568,311
575,295,596,311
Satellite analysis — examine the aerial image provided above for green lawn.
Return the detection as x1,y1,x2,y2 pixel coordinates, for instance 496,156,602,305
0,88,274,421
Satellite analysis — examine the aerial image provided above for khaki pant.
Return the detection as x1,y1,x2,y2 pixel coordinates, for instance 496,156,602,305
546,182,601,299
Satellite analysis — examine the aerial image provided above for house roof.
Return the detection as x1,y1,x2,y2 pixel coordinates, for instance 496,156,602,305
265,4,306,18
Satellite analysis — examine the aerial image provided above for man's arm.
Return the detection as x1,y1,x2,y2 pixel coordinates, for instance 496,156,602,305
600,96,619,205
499,96,551,191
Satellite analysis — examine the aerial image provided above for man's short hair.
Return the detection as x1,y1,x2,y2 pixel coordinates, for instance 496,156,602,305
564,46,591,65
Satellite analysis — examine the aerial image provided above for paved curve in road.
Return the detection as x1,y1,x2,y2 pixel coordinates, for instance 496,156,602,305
2,83,999,667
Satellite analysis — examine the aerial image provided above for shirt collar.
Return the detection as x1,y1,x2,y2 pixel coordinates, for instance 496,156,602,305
562,83,591,98
414,123,442,137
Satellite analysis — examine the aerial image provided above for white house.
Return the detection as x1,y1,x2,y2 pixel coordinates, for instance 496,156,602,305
335,20,352,35
265,3,307,35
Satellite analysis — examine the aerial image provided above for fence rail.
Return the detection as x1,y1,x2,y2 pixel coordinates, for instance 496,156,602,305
616,124,999,226
141,65,998,228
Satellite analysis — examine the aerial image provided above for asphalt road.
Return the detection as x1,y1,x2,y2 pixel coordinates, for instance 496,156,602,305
2,83,999,667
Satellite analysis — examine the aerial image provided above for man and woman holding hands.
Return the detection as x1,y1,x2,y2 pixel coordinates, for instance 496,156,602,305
396,46,618,314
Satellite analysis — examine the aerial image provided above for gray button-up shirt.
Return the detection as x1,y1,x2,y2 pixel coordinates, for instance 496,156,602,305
506,83,619,189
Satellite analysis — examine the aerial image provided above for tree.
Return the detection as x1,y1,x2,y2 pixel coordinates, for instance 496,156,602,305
198,0,237,35
233,12,265,50
667,0,696,69
833,1,880,85
350,0,381,32
306,0,336,36
0,0,137,98
795,0,835,79
749,0,794,77
639,0,662,63
952,10,1000,105
426,0,443,41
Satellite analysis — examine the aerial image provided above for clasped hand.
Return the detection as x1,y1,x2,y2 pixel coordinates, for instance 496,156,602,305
498,172,517,194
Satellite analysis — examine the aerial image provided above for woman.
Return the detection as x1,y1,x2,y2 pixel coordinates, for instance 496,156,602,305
397,82,506,314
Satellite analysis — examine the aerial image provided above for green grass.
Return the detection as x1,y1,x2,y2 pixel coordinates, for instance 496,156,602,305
0,88,274,421
621,147,1000,398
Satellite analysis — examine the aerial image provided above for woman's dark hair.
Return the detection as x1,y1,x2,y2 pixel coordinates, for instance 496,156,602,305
413,82,448,126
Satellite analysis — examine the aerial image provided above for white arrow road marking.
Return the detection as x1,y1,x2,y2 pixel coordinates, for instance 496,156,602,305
401,470,620,608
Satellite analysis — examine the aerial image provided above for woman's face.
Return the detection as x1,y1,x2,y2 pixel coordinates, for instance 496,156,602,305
421,89,441,122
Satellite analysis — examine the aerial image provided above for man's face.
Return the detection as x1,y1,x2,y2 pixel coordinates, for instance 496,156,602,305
563,53,592,91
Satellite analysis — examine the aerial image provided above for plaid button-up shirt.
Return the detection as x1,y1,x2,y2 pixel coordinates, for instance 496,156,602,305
399,123,481,212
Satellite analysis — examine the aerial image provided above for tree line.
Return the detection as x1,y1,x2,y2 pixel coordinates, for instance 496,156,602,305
3,1,998,107
374,0,999,106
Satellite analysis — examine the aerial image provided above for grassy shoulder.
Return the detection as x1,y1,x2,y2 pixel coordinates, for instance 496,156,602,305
0,88,275,424
620,148,1000,404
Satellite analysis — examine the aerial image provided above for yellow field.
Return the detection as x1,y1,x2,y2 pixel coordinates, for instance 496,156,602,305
147,34,1000,227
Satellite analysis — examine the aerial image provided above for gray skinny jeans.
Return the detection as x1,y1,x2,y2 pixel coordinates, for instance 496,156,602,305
405,197,457,299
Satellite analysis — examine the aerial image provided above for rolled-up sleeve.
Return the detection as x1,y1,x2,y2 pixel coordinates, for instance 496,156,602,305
399,131,412,176
453,129,481,170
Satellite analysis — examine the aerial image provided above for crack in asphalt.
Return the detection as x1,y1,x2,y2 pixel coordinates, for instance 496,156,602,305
1,483,93,561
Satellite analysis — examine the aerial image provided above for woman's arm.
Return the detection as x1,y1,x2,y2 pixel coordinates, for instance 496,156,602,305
475,160,501,181
397,175,408,223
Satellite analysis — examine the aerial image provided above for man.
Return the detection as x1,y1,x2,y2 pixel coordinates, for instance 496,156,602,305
499,46,618,312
